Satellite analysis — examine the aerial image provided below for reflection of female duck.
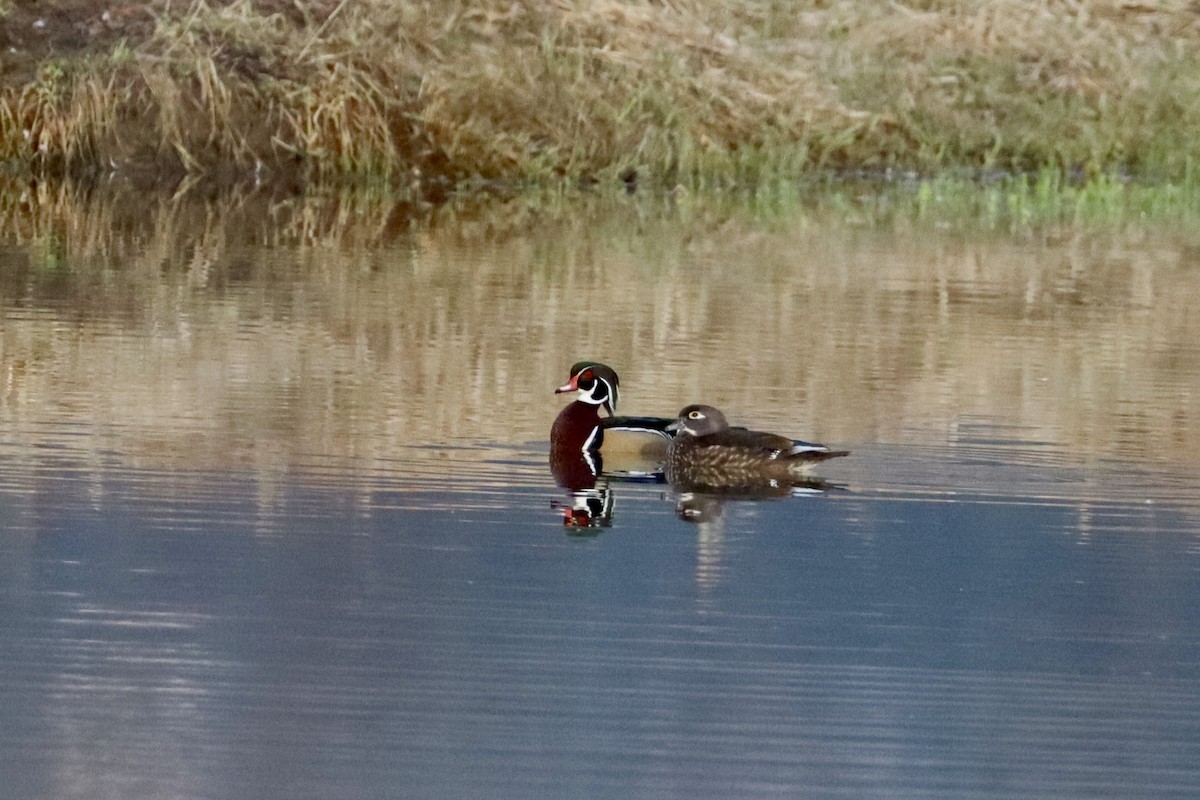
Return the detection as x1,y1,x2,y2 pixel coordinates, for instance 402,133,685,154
673,480,833,521
549,362,673,482
666,404,848,489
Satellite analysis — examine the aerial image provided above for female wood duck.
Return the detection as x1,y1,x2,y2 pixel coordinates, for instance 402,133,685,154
550,362,673,482
665,404,848,488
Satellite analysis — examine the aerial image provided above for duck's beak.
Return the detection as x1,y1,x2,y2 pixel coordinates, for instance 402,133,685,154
555,374,580,394
665,419,681,433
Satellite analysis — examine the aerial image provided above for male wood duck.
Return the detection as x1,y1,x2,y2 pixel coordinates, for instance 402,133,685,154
549,362,673,482
665,404,848,488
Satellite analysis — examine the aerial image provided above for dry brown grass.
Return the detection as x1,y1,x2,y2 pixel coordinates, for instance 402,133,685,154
2,0,1200,188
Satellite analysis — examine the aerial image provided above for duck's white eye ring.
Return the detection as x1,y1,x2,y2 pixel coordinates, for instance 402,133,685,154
688,410,703,419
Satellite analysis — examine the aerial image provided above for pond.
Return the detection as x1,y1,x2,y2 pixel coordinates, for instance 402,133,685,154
1,184,1199,799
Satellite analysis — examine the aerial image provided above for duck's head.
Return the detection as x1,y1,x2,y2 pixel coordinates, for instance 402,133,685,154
556,362,620,416
667,404,729,437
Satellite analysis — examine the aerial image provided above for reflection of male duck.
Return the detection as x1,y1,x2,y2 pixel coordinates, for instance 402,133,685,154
549,362,673,483
665,404,848,491
553,484,615,530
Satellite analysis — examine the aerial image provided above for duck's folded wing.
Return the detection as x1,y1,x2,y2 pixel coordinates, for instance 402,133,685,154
697,427,796,457
788,439,850,461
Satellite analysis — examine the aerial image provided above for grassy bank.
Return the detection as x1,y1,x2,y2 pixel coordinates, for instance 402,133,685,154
2,1,1200,193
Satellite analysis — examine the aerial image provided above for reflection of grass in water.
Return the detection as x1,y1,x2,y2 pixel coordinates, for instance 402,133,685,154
912,168,1200,230
1,175,1198,475
5,173,1200,276
6,169,1200,281
2,1,1200,186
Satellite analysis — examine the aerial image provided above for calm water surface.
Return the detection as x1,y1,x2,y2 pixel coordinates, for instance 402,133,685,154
1,187,1199,799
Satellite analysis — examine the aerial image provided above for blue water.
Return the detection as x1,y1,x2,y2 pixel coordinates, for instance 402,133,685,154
1,443,1197,800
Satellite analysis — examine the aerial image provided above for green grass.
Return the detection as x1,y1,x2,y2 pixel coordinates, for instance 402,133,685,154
904,168,1200,231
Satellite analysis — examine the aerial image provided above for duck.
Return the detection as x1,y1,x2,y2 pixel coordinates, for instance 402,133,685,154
665,404,848,488
549,362,673,481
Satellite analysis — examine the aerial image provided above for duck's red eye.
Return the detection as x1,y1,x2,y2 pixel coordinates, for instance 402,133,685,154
580,370,594,383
